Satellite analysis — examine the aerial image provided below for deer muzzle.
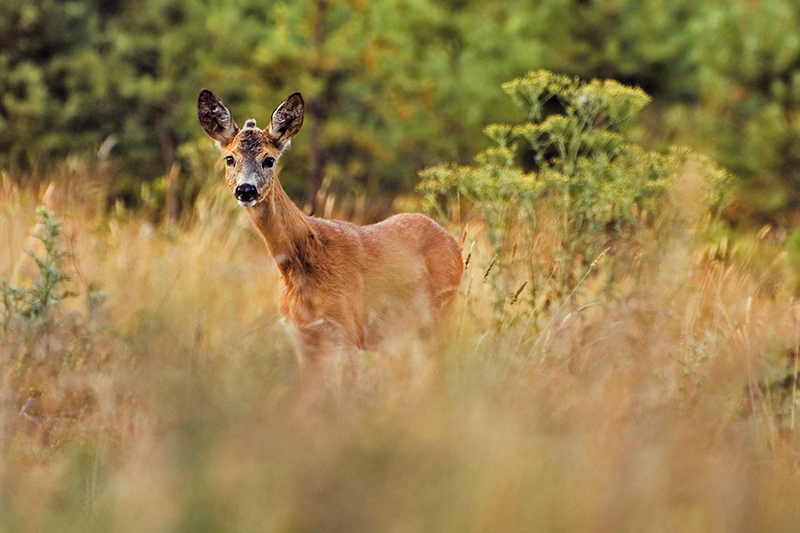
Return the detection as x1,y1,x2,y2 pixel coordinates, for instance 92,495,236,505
235,183,259,206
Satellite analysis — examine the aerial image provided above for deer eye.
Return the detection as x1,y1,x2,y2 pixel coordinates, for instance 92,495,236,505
224,156,235,166
262,157,275,168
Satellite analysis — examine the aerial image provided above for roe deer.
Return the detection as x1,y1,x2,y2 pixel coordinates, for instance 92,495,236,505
197,90,462,390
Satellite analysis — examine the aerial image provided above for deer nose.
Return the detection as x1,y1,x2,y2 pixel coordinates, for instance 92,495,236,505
235,183,259,203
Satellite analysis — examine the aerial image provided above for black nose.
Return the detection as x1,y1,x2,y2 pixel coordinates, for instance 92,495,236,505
235,183,258,203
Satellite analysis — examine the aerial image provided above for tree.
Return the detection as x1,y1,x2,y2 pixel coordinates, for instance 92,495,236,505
0,0,107,174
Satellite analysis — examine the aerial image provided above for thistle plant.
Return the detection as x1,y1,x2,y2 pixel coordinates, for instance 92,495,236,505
1,207,73,336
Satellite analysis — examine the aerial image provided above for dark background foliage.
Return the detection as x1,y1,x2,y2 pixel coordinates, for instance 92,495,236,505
2,0,799,223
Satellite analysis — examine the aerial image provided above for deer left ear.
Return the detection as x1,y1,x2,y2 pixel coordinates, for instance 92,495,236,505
198,89,239,147
268,92,304,150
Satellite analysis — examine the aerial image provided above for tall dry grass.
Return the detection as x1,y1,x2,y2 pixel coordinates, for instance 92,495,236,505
2,167,800,532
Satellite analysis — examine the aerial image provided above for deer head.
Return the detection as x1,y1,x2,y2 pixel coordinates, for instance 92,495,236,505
198,90,304,206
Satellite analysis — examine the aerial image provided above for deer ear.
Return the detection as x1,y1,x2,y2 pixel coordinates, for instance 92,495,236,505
268,92,304,150
198,89,239,147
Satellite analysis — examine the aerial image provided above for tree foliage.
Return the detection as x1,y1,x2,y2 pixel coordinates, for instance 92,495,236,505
0,0,798,221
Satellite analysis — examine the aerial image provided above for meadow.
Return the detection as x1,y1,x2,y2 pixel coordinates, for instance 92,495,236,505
2,146,800,533
5,0,800,527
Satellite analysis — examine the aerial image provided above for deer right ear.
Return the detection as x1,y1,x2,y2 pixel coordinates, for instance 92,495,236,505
268,92,304,150
198,89,239,147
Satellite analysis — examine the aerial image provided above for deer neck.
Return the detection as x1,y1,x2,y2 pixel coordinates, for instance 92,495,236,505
246,181,316,273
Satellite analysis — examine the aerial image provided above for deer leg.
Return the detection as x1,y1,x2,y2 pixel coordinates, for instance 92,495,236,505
291,320,360,401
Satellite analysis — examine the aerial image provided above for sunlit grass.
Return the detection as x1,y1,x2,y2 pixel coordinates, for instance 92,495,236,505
2,171,800,532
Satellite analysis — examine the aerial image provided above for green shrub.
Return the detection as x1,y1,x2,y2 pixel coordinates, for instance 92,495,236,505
419,70,734,320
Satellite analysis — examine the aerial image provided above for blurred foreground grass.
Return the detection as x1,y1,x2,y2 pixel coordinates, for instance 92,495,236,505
2,173,800,532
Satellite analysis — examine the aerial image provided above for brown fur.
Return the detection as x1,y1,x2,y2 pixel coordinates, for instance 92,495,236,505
198,90,463,390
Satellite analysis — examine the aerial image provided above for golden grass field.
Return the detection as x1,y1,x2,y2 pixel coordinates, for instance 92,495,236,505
2,167,800,532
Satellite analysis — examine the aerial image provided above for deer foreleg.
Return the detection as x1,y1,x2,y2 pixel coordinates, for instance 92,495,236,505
291,320,359,395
